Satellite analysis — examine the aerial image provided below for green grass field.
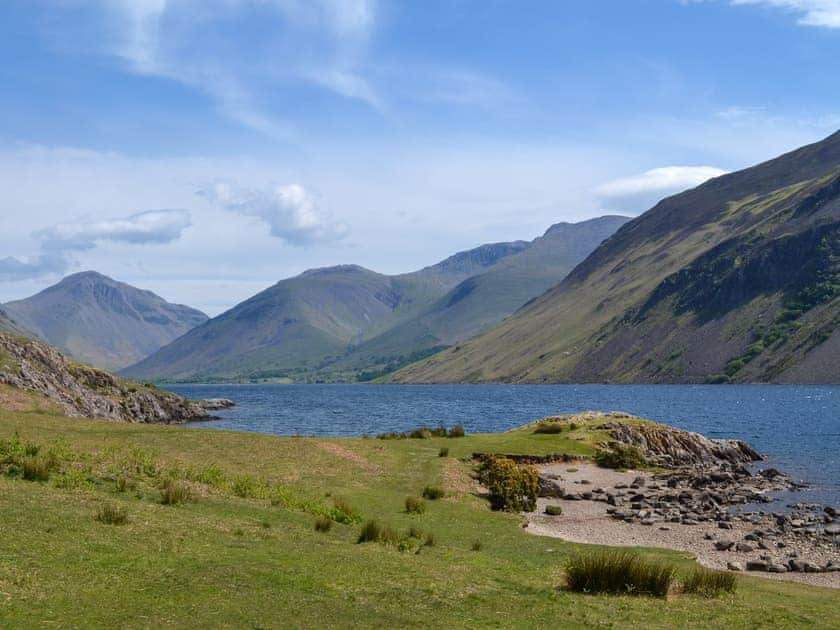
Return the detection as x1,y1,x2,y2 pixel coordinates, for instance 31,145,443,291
0,406,837,628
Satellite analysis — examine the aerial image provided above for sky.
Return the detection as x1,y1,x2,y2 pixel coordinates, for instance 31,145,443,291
1,0,839,315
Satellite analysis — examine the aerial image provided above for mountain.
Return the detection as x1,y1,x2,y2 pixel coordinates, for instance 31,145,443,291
391,131,840,384
0,308,28,336
123,216,628,382
0,332,222,423
4,272,208,371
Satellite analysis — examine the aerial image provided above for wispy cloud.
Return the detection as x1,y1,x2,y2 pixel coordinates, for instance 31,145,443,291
198,181,348,246
0,209,191,281
596,166,727,213
722,1,840,28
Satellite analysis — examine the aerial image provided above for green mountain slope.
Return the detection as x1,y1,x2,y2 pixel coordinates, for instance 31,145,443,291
330,216,630,377
123,217,627,382
391,131,840,384
4,272,208,371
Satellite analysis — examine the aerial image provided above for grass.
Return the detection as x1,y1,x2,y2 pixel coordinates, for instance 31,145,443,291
405,496,426,514
96,502,128,525
160,479,192,505
422,485,445,500
0,407,837,627
544,505,563,516
533,422,565,434
682,567,737,597
314,515,333,532
565,551,676,597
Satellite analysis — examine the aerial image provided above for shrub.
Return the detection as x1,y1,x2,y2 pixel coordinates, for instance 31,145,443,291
314,516,333,533
114,476,131,493
565,551,675,597
409,427,433,439
422,486,445,500
545,505,563,516
96,503,128,525
438,447,449,458
330,497,360,524
21,456,51,482
405,496,426,514
569,422,579,431
682,567,737,597
447,425,465,438
533,423,564,434
471,541,483,552
478,456,539,512
593,445,646,470
160,479,192,505
232,475,265,498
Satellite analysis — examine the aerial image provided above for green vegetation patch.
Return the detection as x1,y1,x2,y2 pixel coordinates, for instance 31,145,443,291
565,550,675,597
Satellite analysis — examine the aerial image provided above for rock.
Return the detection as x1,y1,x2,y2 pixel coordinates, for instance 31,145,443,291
735,542,754,553
824,524,840,536
659,526,671,531
715,540,735,551
767,563,788,573
580,479,592,485
538,477,565,498
718,522,734,529
825,561,840,572
824,506,838,518
563,492,582,501
197,398,235,410
746,560,769,572
631,476,646,487
803,562,823,573
727,562,743,571
788,559,806,572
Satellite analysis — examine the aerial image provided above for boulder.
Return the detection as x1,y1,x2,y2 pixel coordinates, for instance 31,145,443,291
746,560,769,572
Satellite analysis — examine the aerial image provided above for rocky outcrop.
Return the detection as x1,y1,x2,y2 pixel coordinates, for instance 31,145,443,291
599,421,763,468
0,333,220,423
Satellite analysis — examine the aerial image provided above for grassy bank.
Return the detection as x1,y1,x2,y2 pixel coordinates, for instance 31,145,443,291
0,407,837,628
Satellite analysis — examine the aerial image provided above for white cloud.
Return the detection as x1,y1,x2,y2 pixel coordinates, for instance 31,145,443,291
596,166,728,213
198,181,348,246
0,209,190,281
729,1,840,28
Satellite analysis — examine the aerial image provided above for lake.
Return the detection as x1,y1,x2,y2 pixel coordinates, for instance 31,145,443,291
167,383,839,507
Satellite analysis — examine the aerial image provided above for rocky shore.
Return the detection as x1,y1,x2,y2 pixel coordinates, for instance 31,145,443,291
525,415,839,587
0,333,233,424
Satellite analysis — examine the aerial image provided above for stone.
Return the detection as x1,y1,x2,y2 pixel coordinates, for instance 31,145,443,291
788,559,806,572
824,524,840,535
746,560,768,572
735,542,754,553
726,561,742,571
803,562,823,573
718,521,733,529
767,563,788,573
715,540,735,551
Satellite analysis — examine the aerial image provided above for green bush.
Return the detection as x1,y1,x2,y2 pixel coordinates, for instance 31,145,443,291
314,516,332,533
409,427,433,439
478,456,539,512
160,479,192,505
447,425,465,438
545,505,563,516
232,475,266,498
682,567,737,597
565,551,675,597
96,503,128,525
593,445,646,470
405,496,426,514
422,486,445,500
533,422,564,434
438,447,449,458
330,497,360,524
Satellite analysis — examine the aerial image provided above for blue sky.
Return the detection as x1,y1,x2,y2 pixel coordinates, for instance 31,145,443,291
1,0,839,314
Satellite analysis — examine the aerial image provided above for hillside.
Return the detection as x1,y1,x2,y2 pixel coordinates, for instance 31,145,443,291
0,332,219,422
123,217,627,382
392,131,840,384
4,271,208,371
0,307,28,336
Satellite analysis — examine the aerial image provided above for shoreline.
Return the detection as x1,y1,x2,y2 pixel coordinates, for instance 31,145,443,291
525,463,840,589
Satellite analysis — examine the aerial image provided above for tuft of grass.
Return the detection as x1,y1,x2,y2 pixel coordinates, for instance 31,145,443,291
160,479,192,506
447,425,465,438
471,541,483,552
438,447,449,458
21,456,51,482
682,567,737,597
565,551,675,597
422,486,445,500
330,497,360,524
405,496,426,514
96,503,128,525
232,474,265,498
544,505,563,516
533,423,564,434
357,519,383,543
314,516,333,533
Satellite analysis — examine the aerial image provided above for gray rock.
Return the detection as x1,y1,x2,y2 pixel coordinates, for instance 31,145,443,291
735,542,755,553
726,561,743,571
767,563,788,573
715,540,735,551
746,560,768,571
718,521,733,529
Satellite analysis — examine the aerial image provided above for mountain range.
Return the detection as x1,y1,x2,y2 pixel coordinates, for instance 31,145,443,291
3,272,208,371
122,216,629,382
390,130,840,384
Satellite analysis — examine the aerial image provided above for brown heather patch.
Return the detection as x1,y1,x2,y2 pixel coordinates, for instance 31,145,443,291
315,442,382,475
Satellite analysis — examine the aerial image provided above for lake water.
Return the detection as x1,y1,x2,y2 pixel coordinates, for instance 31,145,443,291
167,384,839,507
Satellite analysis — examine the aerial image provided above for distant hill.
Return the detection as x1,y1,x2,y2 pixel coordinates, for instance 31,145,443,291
391,131,840,384
123,216,628,382
0,308,28,337
4,272,208,371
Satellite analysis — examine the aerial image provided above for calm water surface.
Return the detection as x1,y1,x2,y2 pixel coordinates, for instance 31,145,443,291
167,384,839,507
